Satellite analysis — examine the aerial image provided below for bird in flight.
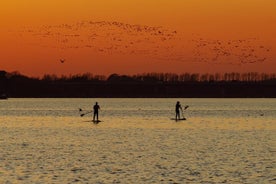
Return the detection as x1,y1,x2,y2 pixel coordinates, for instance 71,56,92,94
60,59,65,63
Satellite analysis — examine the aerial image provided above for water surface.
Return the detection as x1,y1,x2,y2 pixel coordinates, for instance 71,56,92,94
0,98,275,183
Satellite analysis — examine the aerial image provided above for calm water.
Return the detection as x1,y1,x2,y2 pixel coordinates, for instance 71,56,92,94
1,98,275,121
0,98,275,183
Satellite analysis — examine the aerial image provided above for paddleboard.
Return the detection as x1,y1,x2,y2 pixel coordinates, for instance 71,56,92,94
92,120,102,124
171,118,186,121
83,120,102,123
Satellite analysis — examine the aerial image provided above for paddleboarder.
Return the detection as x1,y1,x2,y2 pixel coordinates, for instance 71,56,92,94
175,101,182,121
93,102,100,122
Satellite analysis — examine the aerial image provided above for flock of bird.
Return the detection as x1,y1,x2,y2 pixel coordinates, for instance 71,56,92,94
190,37,271,65
20,21,177,55
17,20,271,65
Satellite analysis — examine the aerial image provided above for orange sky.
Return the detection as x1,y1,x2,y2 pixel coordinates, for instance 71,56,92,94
0,0,275,77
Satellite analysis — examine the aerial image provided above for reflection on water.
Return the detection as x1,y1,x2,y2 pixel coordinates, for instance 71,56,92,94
0,98,275,183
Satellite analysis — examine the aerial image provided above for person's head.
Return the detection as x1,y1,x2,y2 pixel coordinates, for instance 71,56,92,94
95,102,98,105
177,101,180,104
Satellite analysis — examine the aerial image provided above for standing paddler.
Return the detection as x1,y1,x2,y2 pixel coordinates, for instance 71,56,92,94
175,101,182,121
93,102,100,122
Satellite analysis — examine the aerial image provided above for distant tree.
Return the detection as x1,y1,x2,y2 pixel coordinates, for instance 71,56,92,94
107,73,120,82
0,70,7,79
214,73,221,81
42,74,58,81
200,73,209,82
190,73,199,82
209,74,215,82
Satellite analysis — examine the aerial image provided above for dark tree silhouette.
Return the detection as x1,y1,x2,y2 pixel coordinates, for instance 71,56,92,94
0,70,275,98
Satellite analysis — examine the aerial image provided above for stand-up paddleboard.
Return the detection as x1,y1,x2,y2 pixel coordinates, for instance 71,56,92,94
83,120,102,123
171,118,186,121
92,120,102,124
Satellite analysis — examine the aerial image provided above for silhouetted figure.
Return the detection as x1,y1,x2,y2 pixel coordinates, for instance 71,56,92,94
175,101,182,121
93,102,100,122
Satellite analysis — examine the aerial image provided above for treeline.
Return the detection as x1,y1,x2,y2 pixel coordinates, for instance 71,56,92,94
0,70,276,98
41,72,276,83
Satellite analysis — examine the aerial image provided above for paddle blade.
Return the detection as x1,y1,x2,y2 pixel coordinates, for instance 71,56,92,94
80,113,85,117
184,105,189,110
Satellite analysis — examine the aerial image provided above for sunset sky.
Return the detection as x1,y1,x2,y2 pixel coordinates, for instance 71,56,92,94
0,0,275,77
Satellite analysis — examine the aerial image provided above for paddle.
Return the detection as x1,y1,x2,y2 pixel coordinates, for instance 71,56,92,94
79,108,92,117
80,111,92,117
181,105,189,119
